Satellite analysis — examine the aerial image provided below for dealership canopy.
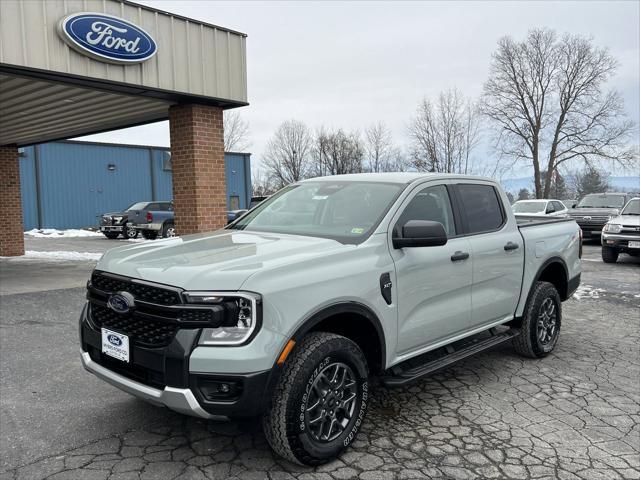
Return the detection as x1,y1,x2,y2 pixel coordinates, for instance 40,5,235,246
0,0,248,256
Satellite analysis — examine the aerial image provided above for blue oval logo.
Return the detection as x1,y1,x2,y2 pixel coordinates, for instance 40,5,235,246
107,334,123,347
107,293,132,314
58,13,157,64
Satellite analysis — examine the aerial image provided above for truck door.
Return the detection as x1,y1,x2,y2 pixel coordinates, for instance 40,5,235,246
389,183,473,354
453,182,524,327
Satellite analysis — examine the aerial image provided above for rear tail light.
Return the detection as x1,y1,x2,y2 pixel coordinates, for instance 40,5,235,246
146,211,153,223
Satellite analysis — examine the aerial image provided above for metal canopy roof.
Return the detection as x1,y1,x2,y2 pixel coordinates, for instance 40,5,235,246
0,73,174,146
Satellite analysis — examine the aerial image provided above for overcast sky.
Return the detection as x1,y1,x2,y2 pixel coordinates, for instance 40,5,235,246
80,0,640,178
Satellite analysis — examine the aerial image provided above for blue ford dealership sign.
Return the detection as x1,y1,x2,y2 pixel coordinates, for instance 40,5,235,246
57,12,157,64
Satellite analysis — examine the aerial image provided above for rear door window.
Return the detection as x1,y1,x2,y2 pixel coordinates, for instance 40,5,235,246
456,184,505,234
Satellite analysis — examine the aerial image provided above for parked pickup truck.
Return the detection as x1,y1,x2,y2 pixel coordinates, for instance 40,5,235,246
567,192,635,238
98,203,142,239
79,173,581,465
127,201,174,240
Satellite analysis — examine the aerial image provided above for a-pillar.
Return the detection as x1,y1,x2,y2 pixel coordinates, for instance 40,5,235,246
0,144,24,256
169,104,227,235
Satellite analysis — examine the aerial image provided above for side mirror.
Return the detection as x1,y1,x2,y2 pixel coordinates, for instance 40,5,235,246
393,220,448,249
571,203,577,208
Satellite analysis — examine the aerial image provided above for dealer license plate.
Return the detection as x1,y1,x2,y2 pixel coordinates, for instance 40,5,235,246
629,241,640,249
101,328,129,362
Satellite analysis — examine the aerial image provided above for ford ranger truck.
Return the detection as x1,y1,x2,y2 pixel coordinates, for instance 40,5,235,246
79,173,581,465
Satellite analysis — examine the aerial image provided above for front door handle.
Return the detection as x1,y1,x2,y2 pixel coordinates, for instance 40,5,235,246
504,242,519,251
451,251,470,262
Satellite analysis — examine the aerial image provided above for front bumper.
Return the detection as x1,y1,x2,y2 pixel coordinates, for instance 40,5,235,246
601,233,640,251
80,305,273,418
100,225,125,232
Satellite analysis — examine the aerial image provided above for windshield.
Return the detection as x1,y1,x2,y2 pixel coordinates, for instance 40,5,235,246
576,194,626,209
125,202,148,211
228,181,403,244
621,198,640,215
512,201,546,213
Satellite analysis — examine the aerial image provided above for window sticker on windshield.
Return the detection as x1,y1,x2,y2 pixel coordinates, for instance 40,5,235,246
351,227,365,234
312,195,329,200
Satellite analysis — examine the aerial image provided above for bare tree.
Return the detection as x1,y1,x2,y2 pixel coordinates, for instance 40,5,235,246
408,88,480,174
482,28,637,198
312,127,364,176
263,120,313,188
251,169,278,196
364,122,395,172
223,111,250,152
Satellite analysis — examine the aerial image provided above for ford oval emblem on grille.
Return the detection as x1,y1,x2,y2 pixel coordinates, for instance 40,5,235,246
107,292,135,314
107,334,123,346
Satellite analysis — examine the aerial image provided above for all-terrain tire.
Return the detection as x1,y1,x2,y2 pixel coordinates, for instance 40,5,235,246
601,246,619,263
124,223,138,239
513,281,561,359
263,332,369,466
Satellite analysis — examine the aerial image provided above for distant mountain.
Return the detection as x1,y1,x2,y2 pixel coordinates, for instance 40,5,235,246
501,176,639,195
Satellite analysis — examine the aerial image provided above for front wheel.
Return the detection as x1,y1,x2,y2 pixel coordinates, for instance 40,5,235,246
103,232,120,240
601,246,619,263
263,332,369,466
124,223,138,239
513,281,561,359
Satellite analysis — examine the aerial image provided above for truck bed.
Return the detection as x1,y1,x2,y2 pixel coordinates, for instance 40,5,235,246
516,216,576,228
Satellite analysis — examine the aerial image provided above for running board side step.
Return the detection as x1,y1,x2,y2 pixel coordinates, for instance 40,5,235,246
381,328,521,387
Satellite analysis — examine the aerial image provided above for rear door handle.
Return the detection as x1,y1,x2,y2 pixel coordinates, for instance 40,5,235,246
504,242,519,251
451,251,470,262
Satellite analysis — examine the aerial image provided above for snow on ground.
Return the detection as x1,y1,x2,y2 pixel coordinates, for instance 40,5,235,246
19,250,103,261
25,229,102,238
572,284,606,300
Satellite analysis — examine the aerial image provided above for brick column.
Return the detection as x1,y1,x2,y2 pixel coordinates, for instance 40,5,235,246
0,145,24,256
169,104,227,235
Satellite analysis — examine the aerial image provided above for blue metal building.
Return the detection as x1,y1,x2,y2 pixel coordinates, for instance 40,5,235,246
19,141,251,230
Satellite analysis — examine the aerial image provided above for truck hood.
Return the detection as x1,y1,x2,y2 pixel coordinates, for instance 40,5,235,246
96,229,351,291
609,214,640,226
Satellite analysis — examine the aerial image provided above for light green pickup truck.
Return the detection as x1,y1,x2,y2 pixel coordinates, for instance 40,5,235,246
80,173,582,465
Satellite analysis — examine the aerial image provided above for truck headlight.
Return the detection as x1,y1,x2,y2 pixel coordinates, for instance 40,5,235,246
604,223,622,233
184,291,261,346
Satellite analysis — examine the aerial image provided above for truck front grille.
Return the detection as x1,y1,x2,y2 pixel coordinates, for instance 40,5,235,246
90,304,177,347
91,271,181,305
86,271,221,348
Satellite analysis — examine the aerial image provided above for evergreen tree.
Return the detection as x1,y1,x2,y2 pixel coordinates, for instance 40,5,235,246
574,166,611,198
517,188,530,200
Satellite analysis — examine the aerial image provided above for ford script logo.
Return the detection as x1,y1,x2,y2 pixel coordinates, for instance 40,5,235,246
58,12,157,64
107,334,123,347
107,292,134,314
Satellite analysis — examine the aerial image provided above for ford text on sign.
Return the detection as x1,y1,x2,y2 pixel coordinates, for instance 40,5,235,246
58,12,157,64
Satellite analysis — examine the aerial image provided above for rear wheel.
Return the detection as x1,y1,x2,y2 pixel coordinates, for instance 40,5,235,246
513,281,561,359
161,222,176,238
103,232,120,240
601,246,619,263
263,332,369,466
141,230,158,240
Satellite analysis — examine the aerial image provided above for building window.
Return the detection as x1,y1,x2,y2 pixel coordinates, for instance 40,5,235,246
229,195,240,210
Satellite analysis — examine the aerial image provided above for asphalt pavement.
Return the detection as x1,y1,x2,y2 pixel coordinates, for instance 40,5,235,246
0,238,638,480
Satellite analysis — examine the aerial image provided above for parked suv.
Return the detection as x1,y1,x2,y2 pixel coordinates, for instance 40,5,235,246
127,201,174,240
601,197,640,263
80,173,581,465
567,192,634,238
98,203,144,239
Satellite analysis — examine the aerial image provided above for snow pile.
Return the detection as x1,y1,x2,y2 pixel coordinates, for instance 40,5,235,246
22,250,103,261
25,228,102,238
572,284,606,300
